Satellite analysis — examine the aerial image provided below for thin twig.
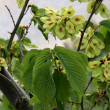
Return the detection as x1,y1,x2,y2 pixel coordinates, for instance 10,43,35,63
24,5,30,15
84,77,93,94
94,0,103,12
89,90,106,110
67,99,81,105
78,1,99,109
16,33,24,63
77,0,99,51
7,0,29,51
5,5,15,27
21,22,32,41
5,4,24,62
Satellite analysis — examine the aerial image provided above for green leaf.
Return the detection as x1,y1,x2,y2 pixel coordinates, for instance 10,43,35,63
31,5,38,15
17,26,24,39
12,68,22,80
29,95,38,105
77,51,88,66
70,90,77,102
38,8,46,16
104,31,110,52
33,48,51,80
23,49,40,68
94,31,105,42
2,95,9,110
99,20,110,31
31,17,38,26
56,100,64,110
33,99,51,110
1,48,10,62
23,37,31,44
22,56,37,90
31,16,48,40
53,69,71,102
54,46,87,96
38,25,48,40
34,62,56,105
11,57,18,71
0,38,5,45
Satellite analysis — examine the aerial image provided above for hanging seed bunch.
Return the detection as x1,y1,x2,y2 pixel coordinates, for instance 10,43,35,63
16,0,25,9
87,1,109,18
40,6,85,41
75,27,105,58
88,53,110,82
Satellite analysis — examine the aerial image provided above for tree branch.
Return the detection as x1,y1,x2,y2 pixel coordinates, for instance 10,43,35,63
78,0,99,51
5,5,15,27
21,22,32,41
1,67,33,110
0,73,23,103
90,90,106,110
84,77,93,94
7,0,29,51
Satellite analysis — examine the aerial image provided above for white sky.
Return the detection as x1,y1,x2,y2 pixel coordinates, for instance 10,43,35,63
0,0,110,49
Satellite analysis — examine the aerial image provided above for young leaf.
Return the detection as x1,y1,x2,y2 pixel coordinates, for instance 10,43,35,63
54,46,87,96
34,62,56,105
31,5,38,15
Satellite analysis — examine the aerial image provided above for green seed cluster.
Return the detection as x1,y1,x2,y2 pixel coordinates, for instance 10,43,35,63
88,54,110,82
75,27,105,58
40,6,85,41
87,1,109,18
16,0,25,9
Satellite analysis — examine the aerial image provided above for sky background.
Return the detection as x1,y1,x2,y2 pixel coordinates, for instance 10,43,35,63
0,0,110,50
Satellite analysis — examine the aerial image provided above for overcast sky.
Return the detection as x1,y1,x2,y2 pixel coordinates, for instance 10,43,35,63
0,0,110,50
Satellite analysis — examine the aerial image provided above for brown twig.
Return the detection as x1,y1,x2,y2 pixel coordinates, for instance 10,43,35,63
7,0,29,51
67,99,81,105
5,5,15,27
21,22,32,41
77,0,99,51
84,77,93,94
24,5,30,15
16,33,24,63
89,90,106,110
94,0,103,12
78,1,100,109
